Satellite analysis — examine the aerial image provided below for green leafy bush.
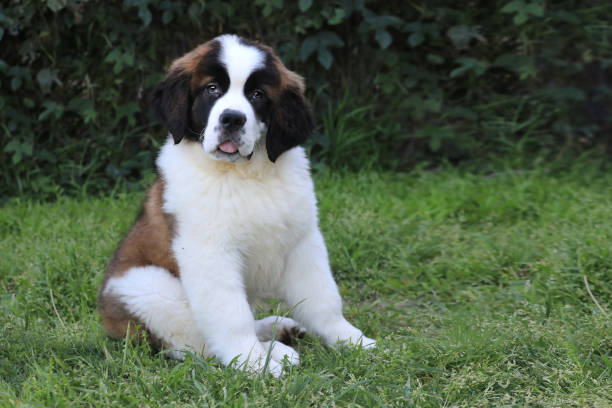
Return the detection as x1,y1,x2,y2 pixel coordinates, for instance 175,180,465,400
1,1,611,199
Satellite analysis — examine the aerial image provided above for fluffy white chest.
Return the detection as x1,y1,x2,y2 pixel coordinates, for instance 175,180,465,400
157,139,317,296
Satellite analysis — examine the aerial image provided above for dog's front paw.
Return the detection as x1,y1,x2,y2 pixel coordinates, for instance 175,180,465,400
261,340,300,366
255,316,306,345
353,335,377,349
323,321,376,350
231,340,299,378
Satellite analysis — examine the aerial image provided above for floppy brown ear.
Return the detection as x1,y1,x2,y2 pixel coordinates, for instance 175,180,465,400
266,86,315,162
150,72,192,144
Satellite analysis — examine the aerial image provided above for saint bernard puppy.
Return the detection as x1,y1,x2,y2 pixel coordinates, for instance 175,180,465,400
98,34,375,376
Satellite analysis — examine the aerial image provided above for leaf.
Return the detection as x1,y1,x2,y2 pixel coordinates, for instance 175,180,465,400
22,142,32,156
300,37,318,61
447,25,486,50
3,139,19,153
302,32,344,67
36,68,61,94
37,149,57,164
298,0,312,12
493,54,537,79
327,8,345,25
138,5,152,27
513,13,528,25
363,14,403,30
67,98,87,112
525,2,544,17
144,72,165,88
449,66,470,78
115,102,141,126
408,31,424,48
162,10,173,25
47,0,67,12
188,3,203,26
317,47,333,70
318,31,344,48
67,97,96,122
450,57,489,78
404,22,422,33
429,135,442,151
256,0,284,17
500,0,524,14
105,48,135,74
3,139,33,164
83,109,97,124
375,30,392,49
12,151,22,165
549,10,580,24
38,108,52,121
501,0,544,25
542,85,585,101
426,54,445,65
10,76,22,91
38,101,64,121
414,126,453,151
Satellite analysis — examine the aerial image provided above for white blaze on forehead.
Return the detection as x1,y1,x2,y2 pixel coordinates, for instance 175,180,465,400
200,35,268,161
218,34,265,89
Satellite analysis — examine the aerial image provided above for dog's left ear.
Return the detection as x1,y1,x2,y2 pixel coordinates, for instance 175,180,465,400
150,71,192,144
266,86,315,162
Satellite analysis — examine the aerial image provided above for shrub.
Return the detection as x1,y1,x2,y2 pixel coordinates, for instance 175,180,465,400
1,0,611,199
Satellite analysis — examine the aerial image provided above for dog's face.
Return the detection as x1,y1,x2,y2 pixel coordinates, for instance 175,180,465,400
151,35,314,163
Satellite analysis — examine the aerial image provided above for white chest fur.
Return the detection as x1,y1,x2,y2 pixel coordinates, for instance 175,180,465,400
156,139,318,297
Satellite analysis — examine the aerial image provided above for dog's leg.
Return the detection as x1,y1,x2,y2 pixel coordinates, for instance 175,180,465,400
280,229,376,349
177,246,298,376
255,316,306,344
101,265,206,358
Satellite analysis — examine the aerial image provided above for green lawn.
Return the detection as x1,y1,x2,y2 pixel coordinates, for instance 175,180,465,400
1,166,611,407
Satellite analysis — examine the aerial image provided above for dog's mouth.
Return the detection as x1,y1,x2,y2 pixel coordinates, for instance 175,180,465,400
218,140,238,154
214,140,253,162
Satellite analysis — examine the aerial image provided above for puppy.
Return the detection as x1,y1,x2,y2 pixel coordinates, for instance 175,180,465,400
98,34,375,376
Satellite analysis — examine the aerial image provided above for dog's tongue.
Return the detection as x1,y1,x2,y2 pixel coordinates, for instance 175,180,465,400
218,141,238,154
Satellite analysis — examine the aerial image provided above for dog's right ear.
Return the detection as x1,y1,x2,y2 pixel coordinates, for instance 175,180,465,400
150,71,192,144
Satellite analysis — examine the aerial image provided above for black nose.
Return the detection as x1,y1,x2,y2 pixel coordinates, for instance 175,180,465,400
219,109,246,132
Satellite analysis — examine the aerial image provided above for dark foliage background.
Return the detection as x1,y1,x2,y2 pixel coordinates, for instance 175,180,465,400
1,0,611,199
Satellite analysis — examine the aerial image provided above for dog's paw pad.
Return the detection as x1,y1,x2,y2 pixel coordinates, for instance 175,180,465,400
277,325,306,345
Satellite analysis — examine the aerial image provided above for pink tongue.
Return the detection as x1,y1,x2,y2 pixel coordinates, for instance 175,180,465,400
218,141,238,153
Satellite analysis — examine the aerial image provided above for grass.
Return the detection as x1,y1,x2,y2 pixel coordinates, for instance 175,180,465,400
1,164,611,407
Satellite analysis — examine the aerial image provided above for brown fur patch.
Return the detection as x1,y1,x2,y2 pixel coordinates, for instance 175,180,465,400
102,177,178,281
100,294,166,350
256,42,305,100
167,40,217,90
169,41,214,75
191,75,214,90
99,177,178,346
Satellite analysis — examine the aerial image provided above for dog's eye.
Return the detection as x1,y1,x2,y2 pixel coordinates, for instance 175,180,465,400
205,83,220,96
249,89,265,101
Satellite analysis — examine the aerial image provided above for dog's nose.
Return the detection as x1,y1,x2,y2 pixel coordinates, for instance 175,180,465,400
219,109,246,132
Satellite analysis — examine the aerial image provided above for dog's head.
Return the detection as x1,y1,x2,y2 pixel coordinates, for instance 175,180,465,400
151,35,314,163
